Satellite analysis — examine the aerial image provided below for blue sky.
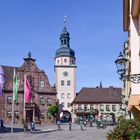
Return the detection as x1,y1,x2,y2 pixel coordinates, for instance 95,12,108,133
0,0,127,92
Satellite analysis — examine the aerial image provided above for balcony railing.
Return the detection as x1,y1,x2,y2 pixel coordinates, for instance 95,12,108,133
75,109,97,113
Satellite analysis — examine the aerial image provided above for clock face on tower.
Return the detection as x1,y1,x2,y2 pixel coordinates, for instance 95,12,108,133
63,71,68,77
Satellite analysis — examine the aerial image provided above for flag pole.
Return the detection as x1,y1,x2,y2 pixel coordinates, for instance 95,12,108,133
11,69,15,133
23,74,26,122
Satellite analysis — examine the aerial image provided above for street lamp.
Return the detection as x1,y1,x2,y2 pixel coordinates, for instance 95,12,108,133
115,52,140,84
115,52,127,80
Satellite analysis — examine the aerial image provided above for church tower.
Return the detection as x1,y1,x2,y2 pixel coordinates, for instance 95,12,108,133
54,17,76,115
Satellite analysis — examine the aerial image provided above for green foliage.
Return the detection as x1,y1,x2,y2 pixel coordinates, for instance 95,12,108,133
107,119,140,140
48,105,58,117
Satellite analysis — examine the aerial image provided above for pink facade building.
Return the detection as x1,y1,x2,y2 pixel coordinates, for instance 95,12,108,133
0,53,57,124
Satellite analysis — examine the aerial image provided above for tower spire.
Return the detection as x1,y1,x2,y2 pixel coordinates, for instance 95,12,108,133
64,16,67,28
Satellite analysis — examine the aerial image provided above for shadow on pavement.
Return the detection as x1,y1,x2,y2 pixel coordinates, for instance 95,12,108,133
0,127,41,133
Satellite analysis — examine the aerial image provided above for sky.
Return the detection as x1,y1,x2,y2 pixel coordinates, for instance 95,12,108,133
0,0,127,92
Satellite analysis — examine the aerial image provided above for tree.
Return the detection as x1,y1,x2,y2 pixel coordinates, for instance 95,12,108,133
48,105,58,118
107,118,140,140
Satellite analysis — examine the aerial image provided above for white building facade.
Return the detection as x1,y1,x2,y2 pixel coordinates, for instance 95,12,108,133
123,0,140,119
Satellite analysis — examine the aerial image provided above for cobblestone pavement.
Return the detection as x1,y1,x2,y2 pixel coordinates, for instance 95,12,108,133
0,123,114,140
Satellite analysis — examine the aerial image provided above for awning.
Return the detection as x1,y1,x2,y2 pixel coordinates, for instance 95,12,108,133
128,94,140,111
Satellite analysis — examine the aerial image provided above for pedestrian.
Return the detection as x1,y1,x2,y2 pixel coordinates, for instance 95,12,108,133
56,120,61,130
69,120,72,130
0,118,4,132
79,119,83,131
23,122,28,133
30,121,35,133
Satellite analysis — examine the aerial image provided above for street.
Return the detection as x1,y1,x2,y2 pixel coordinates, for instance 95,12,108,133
0,123,114,140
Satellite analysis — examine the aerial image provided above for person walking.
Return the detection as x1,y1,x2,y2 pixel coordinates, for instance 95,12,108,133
0,118,4,132
79,119,83,131
69,120,72,131
30,121,35,134
23,122,28,133
56,120,61,130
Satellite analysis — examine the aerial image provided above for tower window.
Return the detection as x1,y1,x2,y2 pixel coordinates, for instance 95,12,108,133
67,80,70,86
72,59,74,64
57,60,59,64
67,93,71,99
61,93,65,99
61,102,64,108
61,80,64,86
67,103,71,108
64,39,66,44
64,58,67,63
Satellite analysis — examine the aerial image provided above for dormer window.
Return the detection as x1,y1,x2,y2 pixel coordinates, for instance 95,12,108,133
40,80,45,88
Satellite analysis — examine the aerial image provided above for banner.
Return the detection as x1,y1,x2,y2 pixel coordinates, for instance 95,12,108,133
0,66,5,96
13,69,20,101
24,75,31,103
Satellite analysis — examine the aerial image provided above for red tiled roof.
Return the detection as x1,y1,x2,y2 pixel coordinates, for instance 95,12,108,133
72,87,122,104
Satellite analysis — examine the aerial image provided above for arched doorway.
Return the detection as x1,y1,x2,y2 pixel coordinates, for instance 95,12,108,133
60,110,71,123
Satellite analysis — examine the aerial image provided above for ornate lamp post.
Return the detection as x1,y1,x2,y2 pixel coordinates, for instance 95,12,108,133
115,52,129,119
115,52,140,84
115,52,127,80
115,52,140,119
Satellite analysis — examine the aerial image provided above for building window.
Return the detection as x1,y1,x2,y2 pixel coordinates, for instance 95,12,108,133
84,105,87,111
119,104,122,110
90,105,93,110
67,93,71,99
100,105,104,109
67,103,71,108
47,98,52,105
112,105,116,111
64,58,67,63
78,105,81,110
47,112,51,119
61,93,64,99
7,111,12,118
40,80,45,88
7,96,12,104
106,105,110,111
61,102,64,108
100,105,104,111
40,97,45,105
15,111,19,118
61,80,64,86
40,112,45,119
67,80,70,86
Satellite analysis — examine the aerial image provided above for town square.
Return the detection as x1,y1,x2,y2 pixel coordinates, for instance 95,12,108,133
0,0,140,140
